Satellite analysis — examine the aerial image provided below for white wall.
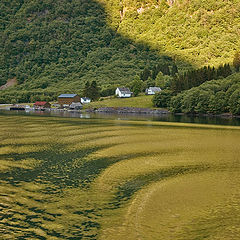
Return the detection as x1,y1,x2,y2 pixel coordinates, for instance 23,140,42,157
116,88,131,98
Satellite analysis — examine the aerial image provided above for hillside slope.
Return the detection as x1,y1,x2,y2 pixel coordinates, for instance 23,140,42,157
106,0,240,66
0,0,239,102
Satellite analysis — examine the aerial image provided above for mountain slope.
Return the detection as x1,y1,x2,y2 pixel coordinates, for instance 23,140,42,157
0,0,174,89
0,0,239,102
106,0,240,65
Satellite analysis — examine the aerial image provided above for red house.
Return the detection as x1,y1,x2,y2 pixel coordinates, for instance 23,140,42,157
34,101,51,109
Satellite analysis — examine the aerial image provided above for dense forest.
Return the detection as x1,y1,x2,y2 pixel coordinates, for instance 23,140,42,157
153,55,240,115
0,0,240,106
169,72,240,115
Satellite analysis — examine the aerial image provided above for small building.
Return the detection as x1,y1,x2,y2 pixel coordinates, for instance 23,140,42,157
10,105,25,111
115,87,132,98
34,101,51,109
69,102,83,110
81,97,91,104
145,87,162,95
58,94,80,105
52,103,61,108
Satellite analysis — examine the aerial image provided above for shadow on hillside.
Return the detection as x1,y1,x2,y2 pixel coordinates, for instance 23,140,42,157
0,0,193,97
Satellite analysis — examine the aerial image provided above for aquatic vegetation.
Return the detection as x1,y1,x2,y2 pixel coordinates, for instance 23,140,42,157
0,114,240,239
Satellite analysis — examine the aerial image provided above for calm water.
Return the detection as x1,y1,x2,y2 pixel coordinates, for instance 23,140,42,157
1,109,240,126
1,113,240,239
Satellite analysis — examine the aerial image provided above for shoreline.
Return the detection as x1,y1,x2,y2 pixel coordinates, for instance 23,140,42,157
1,108,240,127
1,104,240,120
84,107,240,119
85,106,169,115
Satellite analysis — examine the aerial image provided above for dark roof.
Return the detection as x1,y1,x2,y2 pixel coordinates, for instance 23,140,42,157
34,101,49,106
117,87,131,94
58,94,78,98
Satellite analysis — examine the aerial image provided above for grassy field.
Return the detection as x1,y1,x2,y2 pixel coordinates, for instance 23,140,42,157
84,95,154,109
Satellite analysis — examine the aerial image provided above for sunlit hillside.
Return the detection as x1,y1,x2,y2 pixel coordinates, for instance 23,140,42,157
104,0,240,66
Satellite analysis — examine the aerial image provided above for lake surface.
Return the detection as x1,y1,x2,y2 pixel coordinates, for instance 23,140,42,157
1,109,240,126
1,114,240,239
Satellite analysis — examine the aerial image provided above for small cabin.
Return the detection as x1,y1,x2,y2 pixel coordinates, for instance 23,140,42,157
115,87,132,98
69,102,83,110
58,94,80,105
145,87,161,95
81,97,91,104
34,101,51,108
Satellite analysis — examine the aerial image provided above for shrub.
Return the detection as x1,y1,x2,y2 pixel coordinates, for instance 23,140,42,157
152,90,173,108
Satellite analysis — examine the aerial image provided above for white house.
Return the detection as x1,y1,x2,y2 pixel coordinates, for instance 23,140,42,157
145,87,161,95
81,97,91,104
115,87,132,98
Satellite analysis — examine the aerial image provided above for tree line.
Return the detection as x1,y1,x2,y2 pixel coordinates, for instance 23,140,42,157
139,61,178,81
152,50,240,115
171,64,232,93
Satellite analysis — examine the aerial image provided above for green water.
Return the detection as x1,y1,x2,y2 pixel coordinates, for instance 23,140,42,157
1,115,240,239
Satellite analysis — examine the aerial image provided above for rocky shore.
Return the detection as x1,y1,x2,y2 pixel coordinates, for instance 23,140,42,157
86,107,169,115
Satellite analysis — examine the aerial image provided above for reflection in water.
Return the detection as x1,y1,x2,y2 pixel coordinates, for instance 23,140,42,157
1,114,240,239
1,109,240,126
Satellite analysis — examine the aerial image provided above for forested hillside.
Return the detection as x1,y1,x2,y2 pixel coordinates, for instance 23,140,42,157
106,0,240,66
0,0,240,102
169,73,240,115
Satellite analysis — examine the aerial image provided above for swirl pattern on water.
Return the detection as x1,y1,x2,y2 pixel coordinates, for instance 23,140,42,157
1,115,240,239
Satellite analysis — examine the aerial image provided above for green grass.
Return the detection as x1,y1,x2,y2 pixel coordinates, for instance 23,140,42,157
84,95,154,109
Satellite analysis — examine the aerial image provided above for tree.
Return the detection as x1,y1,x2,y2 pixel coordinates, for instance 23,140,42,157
171,63,178,76
83,81,90,97
233,51,240,72
89,80,100,101
83,80,100,101
169,94,183,113
140,67,151,81
146,77,155,88
208,91,227,114
152,90,173,108
151,65,158,79
130,77,144,97
155,72,172,89
156,63,170,76
229,89,240,115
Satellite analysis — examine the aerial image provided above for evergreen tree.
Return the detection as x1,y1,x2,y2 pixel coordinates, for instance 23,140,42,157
151,65,158,79
89,80,100,101
83,81,90,97
163,64,170,75
157,63,170,76
171,64,178,76
170,63,232,93
233,51,240,72
83,80,100,101
223,63,232,77
217,64,224,78
140,67,151,81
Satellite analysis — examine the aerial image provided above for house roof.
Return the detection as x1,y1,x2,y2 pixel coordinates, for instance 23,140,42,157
70,102,82,107
34,101,49,106
148,87,161,92
58,94,78,98
117,87,131,94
